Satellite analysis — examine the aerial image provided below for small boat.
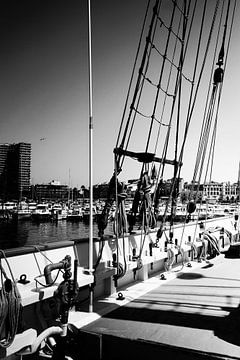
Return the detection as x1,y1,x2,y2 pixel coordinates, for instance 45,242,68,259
27,202,37,212
51,204,68,221
3,201,17,211
12,202,32,221
67,206,83,221
31,203,52,222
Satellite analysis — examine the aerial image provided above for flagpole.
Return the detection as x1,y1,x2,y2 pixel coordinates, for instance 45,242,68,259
87,0,94,313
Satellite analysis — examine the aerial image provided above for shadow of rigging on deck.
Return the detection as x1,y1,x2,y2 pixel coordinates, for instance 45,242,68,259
213,302,240,346
96,270,240,349
176,272,240,346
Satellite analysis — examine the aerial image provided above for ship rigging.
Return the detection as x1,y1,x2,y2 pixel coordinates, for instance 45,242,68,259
98,0,236,282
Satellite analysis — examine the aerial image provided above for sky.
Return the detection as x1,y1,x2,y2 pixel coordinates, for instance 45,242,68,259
0,0,239,188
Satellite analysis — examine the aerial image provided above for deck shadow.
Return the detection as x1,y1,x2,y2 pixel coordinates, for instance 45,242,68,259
214,303,240,346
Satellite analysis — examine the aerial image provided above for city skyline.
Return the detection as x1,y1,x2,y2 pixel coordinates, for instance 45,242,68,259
0,1,239,187
1,140,239,192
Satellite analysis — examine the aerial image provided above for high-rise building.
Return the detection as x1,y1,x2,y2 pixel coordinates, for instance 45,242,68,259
0,142,31,201
0,144,9,200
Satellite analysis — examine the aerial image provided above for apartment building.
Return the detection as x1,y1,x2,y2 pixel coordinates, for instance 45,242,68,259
0,142,31,200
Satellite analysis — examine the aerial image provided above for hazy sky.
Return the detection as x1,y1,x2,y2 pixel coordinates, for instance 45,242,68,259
0,0,239,187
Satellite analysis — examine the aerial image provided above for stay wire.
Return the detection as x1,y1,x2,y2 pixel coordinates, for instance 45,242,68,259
174,0,221,216
25,245,65,277
150,1,186,201
118,0,161,173
177,0,221,175
134,0,185,192
191,0,231,194
117,0,161,169
116,0,151,149
155,0,191,230
183,0,209,184
170,0,188,229
153,0,186,158
195,84,221,224
120,1,163,184
157,0,194,184
145,0,178,154
158,0,220,237
172,0,189,17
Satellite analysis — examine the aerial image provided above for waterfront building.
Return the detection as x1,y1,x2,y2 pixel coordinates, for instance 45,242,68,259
186,181,239,203
222,181,239,202
0,142,31,201
182,181,240,204
202,181,239,203
34,180,68,202
202,181,222,203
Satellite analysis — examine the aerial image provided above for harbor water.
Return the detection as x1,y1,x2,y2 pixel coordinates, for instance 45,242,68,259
0,220,115,250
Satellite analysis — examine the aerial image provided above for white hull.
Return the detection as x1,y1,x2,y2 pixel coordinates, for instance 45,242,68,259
1,214,239,359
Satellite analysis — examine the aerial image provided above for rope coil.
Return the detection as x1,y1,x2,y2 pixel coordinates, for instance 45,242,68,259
164,248,175,271
0,251,22,348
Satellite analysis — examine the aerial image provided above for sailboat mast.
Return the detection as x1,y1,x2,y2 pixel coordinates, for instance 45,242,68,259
87,0,94,312
238,161,240,203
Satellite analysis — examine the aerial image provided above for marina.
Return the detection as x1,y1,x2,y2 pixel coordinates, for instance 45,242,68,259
0,217,107,250
0,201,237,250
0,0,240,359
